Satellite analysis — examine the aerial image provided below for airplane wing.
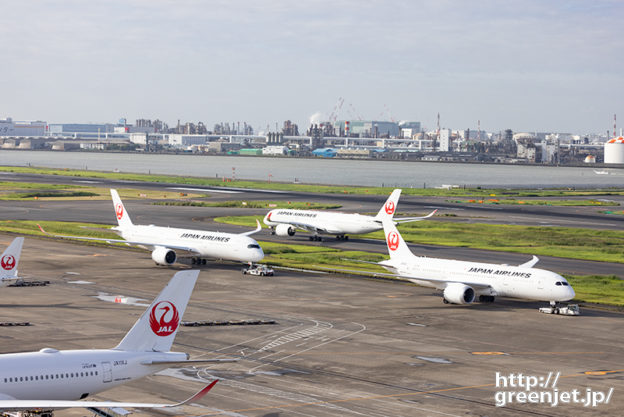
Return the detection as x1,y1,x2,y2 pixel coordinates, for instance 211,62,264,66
518,255,539,268
240,219,262,236
0,380,217,411
393,209,438,224
36,224,201,254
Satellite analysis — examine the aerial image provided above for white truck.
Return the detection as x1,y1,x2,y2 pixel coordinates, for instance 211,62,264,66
242,264,275,276
539,304,580,316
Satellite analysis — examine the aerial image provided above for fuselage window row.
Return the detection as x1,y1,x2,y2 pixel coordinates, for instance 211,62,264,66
4,370,98,383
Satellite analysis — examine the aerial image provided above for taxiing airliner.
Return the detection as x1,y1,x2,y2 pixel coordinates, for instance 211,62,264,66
263,189,436,241
0,237,24,287
40,189,264,266
0,270,224,415
378,219,575,306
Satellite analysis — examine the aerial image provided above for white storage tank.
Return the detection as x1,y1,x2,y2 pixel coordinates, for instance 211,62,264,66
604,137,624,164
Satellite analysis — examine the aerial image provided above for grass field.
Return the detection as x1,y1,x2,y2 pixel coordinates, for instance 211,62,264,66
214,215,624,264
153,200,341,209
449,198,619,206
0,180,204,200
3,166,624,198
564,275,624,306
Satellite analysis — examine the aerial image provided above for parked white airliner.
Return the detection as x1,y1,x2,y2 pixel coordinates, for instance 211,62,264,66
40,189,264,266
263,189,436,241
0,237,23,287
379,219,575,305
0,270,223,415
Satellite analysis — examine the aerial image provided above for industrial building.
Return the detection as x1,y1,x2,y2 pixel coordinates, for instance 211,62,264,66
333,120,400,138
0,118,46,136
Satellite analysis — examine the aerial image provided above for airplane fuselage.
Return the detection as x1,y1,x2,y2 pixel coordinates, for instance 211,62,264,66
117,225,264,263
381,257,575,302
264,210,383,235
0,349,186,401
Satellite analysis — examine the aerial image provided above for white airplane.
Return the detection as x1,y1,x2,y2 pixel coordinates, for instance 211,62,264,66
378,219,575,306
0,237,24,287
263,189,436,241
40,189,264,266
0,270,227,416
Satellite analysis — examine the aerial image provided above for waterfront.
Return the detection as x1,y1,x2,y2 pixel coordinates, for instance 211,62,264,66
0,150,622,188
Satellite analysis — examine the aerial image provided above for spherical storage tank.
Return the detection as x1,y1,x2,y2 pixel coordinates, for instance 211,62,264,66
604,137,624,164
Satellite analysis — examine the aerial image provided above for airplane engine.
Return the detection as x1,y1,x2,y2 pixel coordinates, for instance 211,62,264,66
275,224,296,237
443,283,475,304
151,247,177,265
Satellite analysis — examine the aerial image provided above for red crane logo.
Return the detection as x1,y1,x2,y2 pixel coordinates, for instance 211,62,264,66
149,301,180,336
1,255,15,270
115,203,124,220
387,231,400,251
385,201,395,215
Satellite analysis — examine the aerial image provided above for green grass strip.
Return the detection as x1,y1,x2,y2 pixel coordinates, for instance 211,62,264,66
449,199,619,206
564,275,624,306
215,215,624,264
153,200,341,209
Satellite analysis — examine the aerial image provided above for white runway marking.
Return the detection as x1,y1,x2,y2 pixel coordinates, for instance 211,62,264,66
168,187,241,194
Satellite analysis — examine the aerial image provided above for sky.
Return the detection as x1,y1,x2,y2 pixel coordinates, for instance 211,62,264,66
1,0,622,134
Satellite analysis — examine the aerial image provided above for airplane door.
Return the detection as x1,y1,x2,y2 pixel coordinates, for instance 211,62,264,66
101,361,112,383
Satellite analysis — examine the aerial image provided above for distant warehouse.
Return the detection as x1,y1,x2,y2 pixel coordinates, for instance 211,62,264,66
0,118,46,136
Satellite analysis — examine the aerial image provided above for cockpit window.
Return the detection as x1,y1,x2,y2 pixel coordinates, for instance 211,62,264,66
555,282,562,286
562,282,569,286
247,244,260,249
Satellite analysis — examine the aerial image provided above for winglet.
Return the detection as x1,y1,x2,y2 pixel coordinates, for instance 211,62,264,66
241,219,262,236
519,255,539,268
394,209,438,224
170,380,218,407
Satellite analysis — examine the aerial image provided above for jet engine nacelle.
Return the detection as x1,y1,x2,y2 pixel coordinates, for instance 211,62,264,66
151,247,177,266
443,283,475,304
275,224,296,237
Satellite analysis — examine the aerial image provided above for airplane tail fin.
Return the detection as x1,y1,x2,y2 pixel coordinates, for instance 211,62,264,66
0,237,23,281
110,189,133,229
114,270,199,352
381,219,414,261
375,189,402,221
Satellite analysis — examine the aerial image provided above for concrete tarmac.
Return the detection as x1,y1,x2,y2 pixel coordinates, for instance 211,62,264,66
0,235,622,416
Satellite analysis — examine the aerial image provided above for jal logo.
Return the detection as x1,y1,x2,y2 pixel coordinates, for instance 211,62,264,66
115,203,124,220
387,231,399,251
0,255,15,270
149,301,180,336
385,201,395,215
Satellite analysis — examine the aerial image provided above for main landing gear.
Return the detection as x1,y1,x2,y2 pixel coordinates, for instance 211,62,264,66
191,257,207,265
336,234,349,240
309,235,323,241
479,295,495,303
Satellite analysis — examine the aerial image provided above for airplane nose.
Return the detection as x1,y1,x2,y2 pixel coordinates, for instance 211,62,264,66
567,286,575,300
252,249,264,262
